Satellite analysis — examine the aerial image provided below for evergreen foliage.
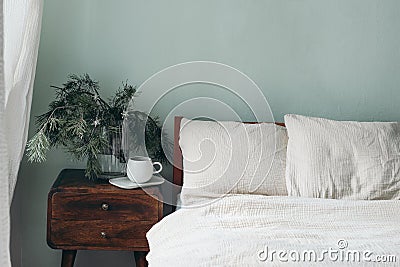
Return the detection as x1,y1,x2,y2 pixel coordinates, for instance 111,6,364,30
26,74,170,179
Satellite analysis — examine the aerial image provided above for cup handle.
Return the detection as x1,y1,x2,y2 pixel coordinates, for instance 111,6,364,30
153,162,163,174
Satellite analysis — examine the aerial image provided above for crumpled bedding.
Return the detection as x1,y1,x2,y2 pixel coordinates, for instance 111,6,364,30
147,195,400,266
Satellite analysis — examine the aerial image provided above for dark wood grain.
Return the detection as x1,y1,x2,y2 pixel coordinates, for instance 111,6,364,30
61,250,76,267
134,251,148,267
49,220,152,249
47,169,163,266
51,192,159,221
50,169,162,196
172,116,184,209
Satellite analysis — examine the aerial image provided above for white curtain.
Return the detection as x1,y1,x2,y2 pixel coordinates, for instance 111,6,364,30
1,0,43,265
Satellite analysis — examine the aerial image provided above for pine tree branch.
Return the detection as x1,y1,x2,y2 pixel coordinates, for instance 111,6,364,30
27,73,170,179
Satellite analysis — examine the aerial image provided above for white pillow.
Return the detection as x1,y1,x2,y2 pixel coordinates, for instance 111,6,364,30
284,114,400,200
179,118,288,206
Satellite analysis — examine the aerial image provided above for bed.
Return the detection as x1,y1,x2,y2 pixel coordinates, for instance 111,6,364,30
146,116,400,266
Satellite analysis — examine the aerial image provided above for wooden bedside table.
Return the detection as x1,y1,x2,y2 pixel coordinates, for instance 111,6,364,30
47,169,163,267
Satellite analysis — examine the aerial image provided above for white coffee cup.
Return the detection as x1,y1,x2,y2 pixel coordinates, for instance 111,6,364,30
126,156,163,184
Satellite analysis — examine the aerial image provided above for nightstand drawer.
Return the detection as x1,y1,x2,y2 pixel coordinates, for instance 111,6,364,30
49,220,152,249
51,192,159,221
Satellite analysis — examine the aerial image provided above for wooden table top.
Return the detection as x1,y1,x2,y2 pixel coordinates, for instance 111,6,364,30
51,169,162,196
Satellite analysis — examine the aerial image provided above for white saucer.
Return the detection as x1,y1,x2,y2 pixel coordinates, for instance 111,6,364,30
109,175,165,189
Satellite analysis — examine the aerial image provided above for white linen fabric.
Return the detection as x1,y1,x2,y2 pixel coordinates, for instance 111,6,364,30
1,0,43,266
4,0,43,197
0,4,10,266
147,195,400,266
284,114,400,200
179,118,288,206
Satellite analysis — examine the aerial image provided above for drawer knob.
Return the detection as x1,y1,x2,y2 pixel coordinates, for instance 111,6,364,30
100,231,107,239
101,203,109,211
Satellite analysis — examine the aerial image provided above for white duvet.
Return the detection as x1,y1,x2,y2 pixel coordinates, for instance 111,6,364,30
147,195,400,266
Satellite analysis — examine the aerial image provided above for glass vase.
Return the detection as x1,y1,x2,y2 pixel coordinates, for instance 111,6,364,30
97,124,126,179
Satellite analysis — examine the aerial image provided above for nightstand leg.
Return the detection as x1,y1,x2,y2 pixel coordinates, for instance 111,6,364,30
134,251,148,267
61,250,77,267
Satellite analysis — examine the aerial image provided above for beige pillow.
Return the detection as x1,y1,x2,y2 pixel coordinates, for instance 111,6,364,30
179,118,288,206
284,114,400,200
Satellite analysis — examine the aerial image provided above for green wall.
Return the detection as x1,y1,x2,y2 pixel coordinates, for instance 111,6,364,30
12,0,400,266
